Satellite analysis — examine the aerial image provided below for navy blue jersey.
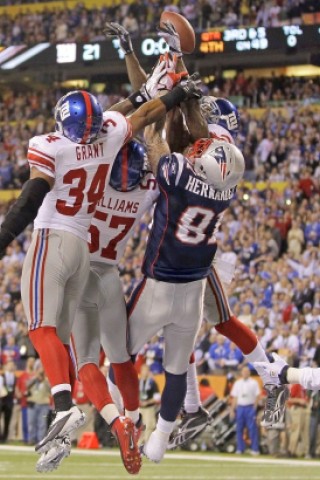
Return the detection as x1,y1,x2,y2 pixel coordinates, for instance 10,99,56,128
142,153,237,283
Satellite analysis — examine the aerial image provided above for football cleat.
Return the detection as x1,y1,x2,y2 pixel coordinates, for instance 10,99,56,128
35,406,85,454
111,416,142,475
36,435,71,472
141,430,169,463
167,406,210,450
261,384,290,429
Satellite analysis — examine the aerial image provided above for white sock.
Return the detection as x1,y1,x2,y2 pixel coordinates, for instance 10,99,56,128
184,362,201,413
245,342,278,386
100,404,120,426
157,414,175,436
125,409,140,425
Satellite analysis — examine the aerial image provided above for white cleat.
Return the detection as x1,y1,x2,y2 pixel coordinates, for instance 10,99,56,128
36,435,71,472
35,406,85,454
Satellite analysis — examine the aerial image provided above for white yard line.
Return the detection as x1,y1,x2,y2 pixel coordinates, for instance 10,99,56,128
0,445,319,468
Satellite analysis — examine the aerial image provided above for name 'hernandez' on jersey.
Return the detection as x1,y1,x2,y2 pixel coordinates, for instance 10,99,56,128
142,153,237,283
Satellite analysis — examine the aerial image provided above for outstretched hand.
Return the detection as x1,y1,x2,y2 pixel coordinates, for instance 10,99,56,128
141,53,188,99
157,21,182,57
176,72,203,100
103,22,133,55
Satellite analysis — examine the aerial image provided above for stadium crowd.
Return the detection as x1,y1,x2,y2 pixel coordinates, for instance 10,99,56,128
0,0,320,46
0,71,319,454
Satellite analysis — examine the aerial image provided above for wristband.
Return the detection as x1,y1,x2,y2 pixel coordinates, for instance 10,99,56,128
159,86,187,111
279,365,289,384
128,90,148,109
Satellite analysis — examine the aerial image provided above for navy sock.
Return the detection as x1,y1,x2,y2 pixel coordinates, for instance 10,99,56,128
160,370,187,422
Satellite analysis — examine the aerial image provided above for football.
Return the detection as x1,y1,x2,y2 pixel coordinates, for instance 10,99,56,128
160,11,196,54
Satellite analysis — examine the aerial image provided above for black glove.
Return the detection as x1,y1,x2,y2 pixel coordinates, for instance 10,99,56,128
103,22,133,55
176,72,203,100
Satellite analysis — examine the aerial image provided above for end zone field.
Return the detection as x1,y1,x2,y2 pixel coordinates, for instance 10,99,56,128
0,446,319,480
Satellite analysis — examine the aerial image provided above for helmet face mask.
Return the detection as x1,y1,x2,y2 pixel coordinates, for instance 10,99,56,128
200,96,240,139
54,90,103,144
191,139,245,191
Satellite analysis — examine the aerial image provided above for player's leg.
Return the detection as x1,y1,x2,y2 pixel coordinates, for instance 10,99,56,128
95,264,140,426
187,267,287,431
142,279,206,462
22,230,89,454
71,266,141,475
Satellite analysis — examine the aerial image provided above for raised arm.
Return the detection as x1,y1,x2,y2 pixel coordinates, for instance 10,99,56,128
0,167,53,255
128,73,202,138
144,118,170,175
159,22,209,145
103,22,147,90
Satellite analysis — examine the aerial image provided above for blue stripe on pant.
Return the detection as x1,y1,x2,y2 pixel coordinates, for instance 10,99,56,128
235,404,259,453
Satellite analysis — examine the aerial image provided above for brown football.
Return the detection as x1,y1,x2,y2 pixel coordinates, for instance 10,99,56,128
160,11,196,54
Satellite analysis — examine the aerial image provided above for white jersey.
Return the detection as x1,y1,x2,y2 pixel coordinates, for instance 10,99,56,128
296,368,320,391
89,173,159,265
208,124,235,145
29,111,132,242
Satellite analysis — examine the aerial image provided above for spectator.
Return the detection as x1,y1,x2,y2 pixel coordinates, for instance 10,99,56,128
15,356,35,443
199,378,216,403
139,364,160,444
230,366,261,455
0,360,16,442
286,383,310,458
26,365,51,445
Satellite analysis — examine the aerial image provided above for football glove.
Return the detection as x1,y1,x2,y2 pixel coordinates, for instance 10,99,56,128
103,22,133,55
141,53,188,99
176,72,203,100
157,21,182,57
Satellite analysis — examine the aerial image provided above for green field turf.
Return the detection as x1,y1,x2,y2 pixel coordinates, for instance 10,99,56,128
0,446,319,480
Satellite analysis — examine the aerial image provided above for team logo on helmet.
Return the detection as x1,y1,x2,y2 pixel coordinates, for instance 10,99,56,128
213,145,228,181
222,111,238,131
59,102,71,121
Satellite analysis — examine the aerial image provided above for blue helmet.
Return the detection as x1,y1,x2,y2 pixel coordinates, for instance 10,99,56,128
109,140,148,192
54,90,103,144
200,96,240,139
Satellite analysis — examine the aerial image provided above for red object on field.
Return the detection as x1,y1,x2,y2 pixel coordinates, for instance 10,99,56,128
160,11,196,53
78,432,100,449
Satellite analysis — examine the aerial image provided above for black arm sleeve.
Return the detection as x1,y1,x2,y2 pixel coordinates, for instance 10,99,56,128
0,177,51,251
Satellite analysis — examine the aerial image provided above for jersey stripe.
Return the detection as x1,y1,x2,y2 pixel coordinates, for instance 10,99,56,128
28,147,55,162
28,153,55,173
127,277,147,319
148,183,169,278
29,229,49,329
207,266,231,323
29,232,40,330
81,90,93,144
39,229,49,327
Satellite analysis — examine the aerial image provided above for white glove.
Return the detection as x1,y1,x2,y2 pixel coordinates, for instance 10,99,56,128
254,353,289,384
141,53,188,99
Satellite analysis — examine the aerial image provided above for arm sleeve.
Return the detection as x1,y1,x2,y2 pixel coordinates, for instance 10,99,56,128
288,367,320,391
0,177,51,251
